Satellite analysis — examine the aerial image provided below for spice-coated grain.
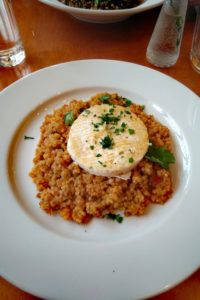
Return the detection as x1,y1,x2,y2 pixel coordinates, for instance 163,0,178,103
30,93,174,224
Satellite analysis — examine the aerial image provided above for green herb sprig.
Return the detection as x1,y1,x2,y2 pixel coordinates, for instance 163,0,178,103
128,128,135,135
105,213,124,223
24,136,34,140
145,144,175,169
64,111,74,126
123,98,132,107
99,95,110,102
100,135,114,149
98,113,120,125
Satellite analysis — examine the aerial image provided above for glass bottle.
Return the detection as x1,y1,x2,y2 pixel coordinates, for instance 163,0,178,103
146,0,188,67
190,5,200,73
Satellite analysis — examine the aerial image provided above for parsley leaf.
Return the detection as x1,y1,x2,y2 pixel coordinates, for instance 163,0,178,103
123,98,132,107
121,122,127,129
128,128,135,135
64,111,74,126
125,110,131,115
105,213,124,223
99,95,110,102
24,136,34,140
100,135,114,149
83,109,91,115
98,113,120,125
145,144,175,169
119,122,126,132
114,128,120,135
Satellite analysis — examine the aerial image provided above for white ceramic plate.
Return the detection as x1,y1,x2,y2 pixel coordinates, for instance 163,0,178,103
38,0,164,23
0,60,200,300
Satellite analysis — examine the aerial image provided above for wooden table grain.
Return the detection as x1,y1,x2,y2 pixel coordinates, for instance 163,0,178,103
0,1,199,299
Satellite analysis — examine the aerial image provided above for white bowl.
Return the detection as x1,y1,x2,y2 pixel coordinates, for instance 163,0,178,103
38,0,163,23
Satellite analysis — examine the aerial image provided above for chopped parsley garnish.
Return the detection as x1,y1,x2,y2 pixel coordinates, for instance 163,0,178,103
100,135,114,149
128,128,135,135
92,107,121,129
92,122,99,128
98,160,106,167
24,135,34,140
98,113,120,125
145,144,176,169
141,105,145,111
84,109,91,115
64,111,74,126
129,157,134,163
96,153,102,157
123,98,132,107
105,213,124,223
90,145,94,150
114,128,120,135
120,122,127,132
125,110,131,115
99,95,110,102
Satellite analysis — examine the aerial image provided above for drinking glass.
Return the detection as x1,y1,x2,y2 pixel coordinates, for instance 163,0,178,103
190,6,200,73
0,0,25,67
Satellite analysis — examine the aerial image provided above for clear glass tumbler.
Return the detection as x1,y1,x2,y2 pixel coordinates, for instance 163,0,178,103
190,6,200,73
146,0,188,67
0,0,25,67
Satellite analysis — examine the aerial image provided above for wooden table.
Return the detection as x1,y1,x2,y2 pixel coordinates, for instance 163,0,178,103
0,1,199,299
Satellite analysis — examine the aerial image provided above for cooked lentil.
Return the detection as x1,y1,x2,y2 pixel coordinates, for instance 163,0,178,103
29,93,174,224
58,0,143,10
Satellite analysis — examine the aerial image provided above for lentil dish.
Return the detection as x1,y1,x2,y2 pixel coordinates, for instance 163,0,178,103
30,93,175,224
58,0,143,10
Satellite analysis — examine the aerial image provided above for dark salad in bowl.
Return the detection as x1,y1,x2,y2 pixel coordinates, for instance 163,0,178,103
58,0,144,10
